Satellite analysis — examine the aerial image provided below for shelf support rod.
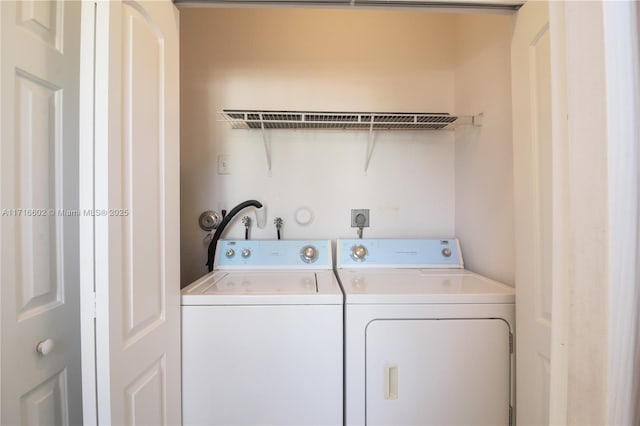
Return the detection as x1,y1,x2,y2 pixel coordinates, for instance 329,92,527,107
364,115,375,172
259,113,272,174
472,112,484,126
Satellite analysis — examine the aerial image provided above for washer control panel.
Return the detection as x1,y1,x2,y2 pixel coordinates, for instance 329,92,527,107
215,240,332,270
336,239,463,268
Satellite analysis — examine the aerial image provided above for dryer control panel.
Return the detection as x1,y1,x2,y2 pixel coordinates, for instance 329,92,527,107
336,238,463,269
215,239,332,270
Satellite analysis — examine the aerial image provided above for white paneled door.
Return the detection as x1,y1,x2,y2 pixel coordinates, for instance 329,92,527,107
511,1,554,424
92,1,181,425
1,1,82,424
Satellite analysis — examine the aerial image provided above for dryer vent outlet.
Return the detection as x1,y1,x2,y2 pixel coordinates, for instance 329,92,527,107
351,209,370,228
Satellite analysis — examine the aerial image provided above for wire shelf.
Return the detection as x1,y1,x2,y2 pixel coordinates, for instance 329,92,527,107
219,110,480,131
218,109,482,173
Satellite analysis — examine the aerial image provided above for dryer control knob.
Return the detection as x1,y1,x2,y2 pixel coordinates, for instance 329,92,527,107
241,248,251,258
300,245,318,263
226,249,235,258
351,245,368,261
442,248,452,257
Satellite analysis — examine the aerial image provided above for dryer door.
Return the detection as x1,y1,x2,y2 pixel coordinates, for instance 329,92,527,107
365,319,511,426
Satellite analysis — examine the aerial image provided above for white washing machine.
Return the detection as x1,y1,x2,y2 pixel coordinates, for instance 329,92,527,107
336,238,515,426
182,239,343,426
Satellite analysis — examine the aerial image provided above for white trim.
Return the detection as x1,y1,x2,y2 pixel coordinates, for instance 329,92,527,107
79,1,98,424
603,1,640,424
93,1,113,423
548,1,569,423
174,0,522,14
548,2,612,423
0,1,4,421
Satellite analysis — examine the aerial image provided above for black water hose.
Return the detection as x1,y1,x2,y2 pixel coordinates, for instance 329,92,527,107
206,200,263,271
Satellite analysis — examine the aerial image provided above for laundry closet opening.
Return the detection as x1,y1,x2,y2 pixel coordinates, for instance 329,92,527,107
178,6,514,288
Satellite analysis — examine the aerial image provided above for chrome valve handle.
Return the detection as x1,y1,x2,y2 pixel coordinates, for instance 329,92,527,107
274,217,283,240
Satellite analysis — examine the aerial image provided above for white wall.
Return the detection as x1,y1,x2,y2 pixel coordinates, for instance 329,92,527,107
180,8,460,284
453,14,514,285
180,8,514,286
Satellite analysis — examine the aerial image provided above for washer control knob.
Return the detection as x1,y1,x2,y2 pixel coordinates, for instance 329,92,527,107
225,249,235,258
442,248,452,257
300,245,318,263
241,248,251,258
351,245,368,261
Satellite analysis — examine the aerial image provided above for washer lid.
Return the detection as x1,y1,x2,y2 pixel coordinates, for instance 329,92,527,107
181,270,343,305
338,269,514,304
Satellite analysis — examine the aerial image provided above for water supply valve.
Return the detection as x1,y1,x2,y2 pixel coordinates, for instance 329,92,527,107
274,217,283,240
242,216,252,240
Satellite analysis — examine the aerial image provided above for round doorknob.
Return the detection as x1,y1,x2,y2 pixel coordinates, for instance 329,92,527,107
36,338,54,356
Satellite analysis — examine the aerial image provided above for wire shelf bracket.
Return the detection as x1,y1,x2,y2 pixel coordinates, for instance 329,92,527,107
258,113,273,174
365,117,376,172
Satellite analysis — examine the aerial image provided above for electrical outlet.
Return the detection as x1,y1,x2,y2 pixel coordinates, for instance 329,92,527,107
218,155,230,175
351,209,370,228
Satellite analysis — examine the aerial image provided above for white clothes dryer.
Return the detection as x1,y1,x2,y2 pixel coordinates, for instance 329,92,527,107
182,239,343,426
336,238,515,426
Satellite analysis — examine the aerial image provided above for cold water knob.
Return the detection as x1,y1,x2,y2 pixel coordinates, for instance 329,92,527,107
241,248,251,258
442,248,452,257
351,244,368,261
300,245,318,263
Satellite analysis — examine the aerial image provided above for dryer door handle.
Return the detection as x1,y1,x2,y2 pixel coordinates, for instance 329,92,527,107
384,364,398,400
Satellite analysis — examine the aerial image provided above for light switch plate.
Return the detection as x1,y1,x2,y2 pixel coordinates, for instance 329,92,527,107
217,154,230,175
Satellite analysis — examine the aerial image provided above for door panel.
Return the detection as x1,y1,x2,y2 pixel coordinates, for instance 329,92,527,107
16,0,62,51
93,1,180,424
511,1,553,424
1,0,82,424
124,357,166,425
20,369,69,425
365,319,511,426
122,2,164,344
14,70,63,319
